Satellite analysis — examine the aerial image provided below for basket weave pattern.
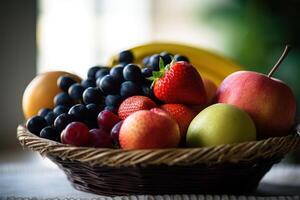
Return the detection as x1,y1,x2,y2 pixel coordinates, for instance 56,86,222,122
17,125,300,195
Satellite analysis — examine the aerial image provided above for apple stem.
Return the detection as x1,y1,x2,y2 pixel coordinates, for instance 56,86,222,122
267,45,291,78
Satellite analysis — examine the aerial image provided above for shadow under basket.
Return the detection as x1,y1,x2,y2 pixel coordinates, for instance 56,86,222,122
17,125,300,196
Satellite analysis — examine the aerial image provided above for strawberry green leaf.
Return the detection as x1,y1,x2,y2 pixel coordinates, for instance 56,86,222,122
152,71,163,78
147,77,156,81
159,58,165,71
149,58,168,89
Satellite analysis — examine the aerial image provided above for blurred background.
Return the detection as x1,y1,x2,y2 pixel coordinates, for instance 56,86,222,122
2,0,300,153
0,0,300,195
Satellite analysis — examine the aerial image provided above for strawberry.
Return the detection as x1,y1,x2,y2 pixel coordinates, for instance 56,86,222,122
152,60,207,105
118,96,157,120
160,104,197,139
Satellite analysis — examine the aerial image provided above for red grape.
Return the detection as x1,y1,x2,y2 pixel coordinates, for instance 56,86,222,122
97,110,121,131
110,121,123,146
60,129,67,144
62,122,90,146
89,128,113,148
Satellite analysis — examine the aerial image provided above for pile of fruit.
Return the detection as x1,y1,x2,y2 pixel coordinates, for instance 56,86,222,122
23,46,297,149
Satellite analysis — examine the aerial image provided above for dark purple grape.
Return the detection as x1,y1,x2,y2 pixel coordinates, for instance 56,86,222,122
87,66,106,80
54,92,74,107
118,50,134,63
120,81,141,98
104,105,118,114
57,75,77,92
174,54,189,62
54,113,75,132
53,105,69,116
44,111,56,125
142,56,150,67
26,116,47,136
142,85,163,105
86,103,103,121
99,75,120,95
109,65,124,83
68,104,88,121
95,68,110,80
82,87,104,105
81,79,96,89
160,51,173,64
105,95,122,107
149,54,163,71
40,126,60,142
141,67,153,78
68,83,84,101
38,108,52,118
123,64,142,82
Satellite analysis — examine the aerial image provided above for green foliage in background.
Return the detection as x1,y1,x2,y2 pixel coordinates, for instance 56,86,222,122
196,0,300,116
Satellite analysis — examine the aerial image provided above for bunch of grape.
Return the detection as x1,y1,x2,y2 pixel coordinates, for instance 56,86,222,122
26,49,190,148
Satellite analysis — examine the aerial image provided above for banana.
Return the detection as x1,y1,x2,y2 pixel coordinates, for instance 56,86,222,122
108,42,242,85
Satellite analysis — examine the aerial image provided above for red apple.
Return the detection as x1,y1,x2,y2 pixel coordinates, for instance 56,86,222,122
119,110,180,149
216,46,296,138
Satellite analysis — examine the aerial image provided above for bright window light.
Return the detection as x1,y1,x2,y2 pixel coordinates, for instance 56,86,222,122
38,0,151,77
37,0,224,78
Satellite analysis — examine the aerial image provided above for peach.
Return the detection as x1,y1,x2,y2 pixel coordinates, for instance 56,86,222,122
119,110,180,149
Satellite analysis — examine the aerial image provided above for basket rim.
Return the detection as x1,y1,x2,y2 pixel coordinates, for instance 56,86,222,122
17,124,300,167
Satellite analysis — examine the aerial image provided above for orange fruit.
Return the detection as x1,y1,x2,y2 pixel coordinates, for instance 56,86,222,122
202,78,217,103
22,71,81,119
189,78,218,114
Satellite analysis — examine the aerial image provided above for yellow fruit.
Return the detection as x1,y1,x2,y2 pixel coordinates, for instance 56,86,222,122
108,42,242,85
22,71,81,119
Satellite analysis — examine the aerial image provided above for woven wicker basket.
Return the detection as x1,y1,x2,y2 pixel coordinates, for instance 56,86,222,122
17,124,300,196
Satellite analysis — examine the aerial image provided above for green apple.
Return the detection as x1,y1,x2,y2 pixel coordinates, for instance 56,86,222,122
186,103,256,147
